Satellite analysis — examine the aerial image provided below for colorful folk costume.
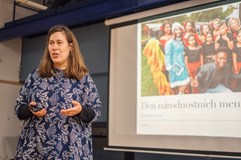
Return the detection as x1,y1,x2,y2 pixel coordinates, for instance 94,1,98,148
143,38,172,95
165,38,190,89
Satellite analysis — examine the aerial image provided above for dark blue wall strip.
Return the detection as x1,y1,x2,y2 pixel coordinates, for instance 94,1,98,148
0,0,187,42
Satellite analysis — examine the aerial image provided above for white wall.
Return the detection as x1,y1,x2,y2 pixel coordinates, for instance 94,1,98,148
0,38,22,160
0,0,39,159
0,0,38,28
0,39,22,81
0,83,22,160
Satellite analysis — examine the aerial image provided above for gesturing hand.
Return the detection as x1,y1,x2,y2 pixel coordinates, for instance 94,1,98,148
29,101,47,117
60,101,83,116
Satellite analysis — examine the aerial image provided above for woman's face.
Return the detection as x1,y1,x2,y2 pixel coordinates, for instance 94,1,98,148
174,27,182,37
164,23,171,34
48,31,72,70
186,22,192,32
229,18,239,31
206,33,213,43
213,20,220,30
202,25,210,35
188,35,196,46
219,23,227,35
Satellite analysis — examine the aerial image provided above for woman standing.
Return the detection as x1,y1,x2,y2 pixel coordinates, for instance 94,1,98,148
184,34,203,93
212,18,221,40
182,21,200,47
202,31,216,64
14,25,101,159
159,21,172,50
199,23,212,44
165,22,190,94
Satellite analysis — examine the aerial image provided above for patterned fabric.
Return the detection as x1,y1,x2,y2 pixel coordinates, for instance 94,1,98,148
15,69,101,160
165,39,190,88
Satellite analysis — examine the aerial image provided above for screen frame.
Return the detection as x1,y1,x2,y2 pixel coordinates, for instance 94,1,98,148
106,0,241,158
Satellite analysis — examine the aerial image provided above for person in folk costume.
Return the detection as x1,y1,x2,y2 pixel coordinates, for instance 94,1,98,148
159,21,173,50
202,31,216,64
215,20,234,66
199,23,212,45
143,24,172,95
184,33,204,93
165,22,190,95
182,20,201,47
211,18,221,40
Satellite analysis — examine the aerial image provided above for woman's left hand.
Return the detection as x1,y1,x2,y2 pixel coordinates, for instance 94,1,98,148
60,100,82,116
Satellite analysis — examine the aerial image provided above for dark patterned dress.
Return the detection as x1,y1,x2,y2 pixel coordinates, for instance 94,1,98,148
14,69,101,160
202,42,215,63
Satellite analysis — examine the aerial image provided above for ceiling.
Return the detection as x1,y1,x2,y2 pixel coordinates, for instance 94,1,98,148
0,0,189,42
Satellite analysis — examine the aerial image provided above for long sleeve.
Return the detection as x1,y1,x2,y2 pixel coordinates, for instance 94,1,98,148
16,104,33,120
164,39,173,70
78,106,95,123
14,70,35,120
79,74,101,123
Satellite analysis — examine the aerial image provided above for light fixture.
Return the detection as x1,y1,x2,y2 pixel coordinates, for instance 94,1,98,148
15,0,48,10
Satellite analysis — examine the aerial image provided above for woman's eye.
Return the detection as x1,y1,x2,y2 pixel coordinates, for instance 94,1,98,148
49,41,64,46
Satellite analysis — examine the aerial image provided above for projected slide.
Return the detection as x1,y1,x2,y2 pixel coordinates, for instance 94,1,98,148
137,1,241,137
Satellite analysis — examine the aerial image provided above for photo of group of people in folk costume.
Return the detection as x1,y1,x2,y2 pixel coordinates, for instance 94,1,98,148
141,2,241,96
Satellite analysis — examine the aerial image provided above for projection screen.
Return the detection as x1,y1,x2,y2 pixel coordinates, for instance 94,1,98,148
107,0,241,157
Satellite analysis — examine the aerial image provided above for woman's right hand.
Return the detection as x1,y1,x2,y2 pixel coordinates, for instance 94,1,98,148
29,102,47,117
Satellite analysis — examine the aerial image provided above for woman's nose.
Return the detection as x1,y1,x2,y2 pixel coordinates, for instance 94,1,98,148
51,43,59,49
